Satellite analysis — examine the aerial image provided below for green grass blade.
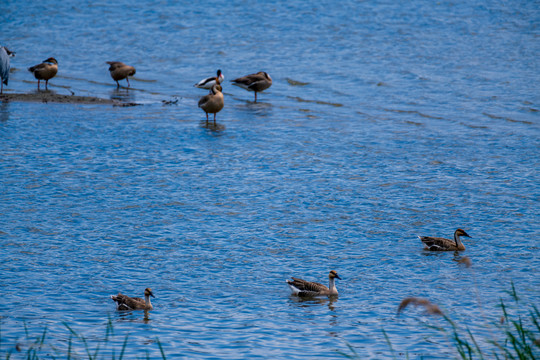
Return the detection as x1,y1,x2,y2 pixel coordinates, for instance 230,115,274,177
62,322,78,338
38,327,47,349
466,327,484,359
67,335,72,360
23,321,29,339
92,342,101,360
382,328,396,360
156,338,167,360
106,317,114,342
336,341,359,359
118,334,129,360
80,335,92,360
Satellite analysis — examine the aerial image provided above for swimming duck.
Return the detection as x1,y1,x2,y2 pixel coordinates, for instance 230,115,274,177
286,270,341,297
111,288,155,311
419,228,472,251
106,61,136,88
198,83,224,123
0,46,15,94
28,57,58,90
194,69,224,90
231,71,272,102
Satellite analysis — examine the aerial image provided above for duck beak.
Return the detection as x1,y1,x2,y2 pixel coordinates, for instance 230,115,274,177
336,274,342,280
149,291,155,298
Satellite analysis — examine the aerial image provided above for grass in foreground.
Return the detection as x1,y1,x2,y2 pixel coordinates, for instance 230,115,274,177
0,317,167,360
340,271,539,359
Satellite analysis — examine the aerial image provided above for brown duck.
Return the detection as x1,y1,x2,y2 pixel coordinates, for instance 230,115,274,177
231,71,272,102
106,61,136,88
419,228,472,251
286,270,341,297
198,83,224,123
28,57,58,90
111,288,155,310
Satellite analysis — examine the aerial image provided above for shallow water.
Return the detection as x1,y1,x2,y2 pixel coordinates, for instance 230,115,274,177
1,0,539,358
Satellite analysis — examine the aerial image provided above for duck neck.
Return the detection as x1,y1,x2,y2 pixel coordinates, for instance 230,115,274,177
145,294,152,308
454,231,463,248
328,277,338,295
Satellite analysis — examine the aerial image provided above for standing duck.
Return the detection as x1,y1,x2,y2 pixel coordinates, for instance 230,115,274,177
111,288,155,311
194,69,224,90
198,83,224,124
28,57,58,90
231,71,272,102
0,46,15,94
286,270,341,297
106,61,136,88
419,228,472,251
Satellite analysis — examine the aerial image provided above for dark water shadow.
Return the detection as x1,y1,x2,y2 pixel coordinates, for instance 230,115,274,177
238,100,273,108
0,101,10,122
421,250,450,258
232,99,274,118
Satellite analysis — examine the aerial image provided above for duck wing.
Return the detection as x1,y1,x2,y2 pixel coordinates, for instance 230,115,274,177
111,294,145,310
195,76,217,88
198,93,212,108
231,74,256,86
28,63,47,73
287,277,329,297
419,236,456,251
234,74,270,90
106,61,125,71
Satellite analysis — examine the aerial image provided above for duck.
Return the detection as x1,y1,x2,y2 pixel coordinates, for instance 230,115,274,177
419,228,472,251
0,46,15,94
106,61,136,88
198,83,224,123
111,288,155,311
231,71,272,102
194,69,224,90
286,270,341,297
28,57,58,90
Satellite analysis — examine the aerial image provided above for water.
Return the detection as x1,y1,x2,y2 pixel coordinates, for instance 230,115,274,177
1,0,539,358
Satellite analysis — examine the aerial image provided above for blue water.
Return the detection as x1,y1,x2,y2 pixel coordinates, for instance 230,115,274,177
1,0,539,358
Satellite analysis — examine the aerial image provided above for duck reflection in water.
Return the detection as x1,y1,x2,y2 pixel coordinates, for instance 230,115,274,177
110,87,135,102
201,120,225,132
289,295,338,311
115,309,152,324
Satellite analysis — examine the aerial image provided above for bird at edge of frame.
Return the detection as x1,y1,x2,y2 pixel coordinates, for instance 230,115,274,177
0,45,15,94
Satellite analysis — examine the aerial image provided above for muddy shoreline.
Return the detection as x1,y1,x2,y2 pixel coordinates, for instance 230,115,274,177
0,92,138,106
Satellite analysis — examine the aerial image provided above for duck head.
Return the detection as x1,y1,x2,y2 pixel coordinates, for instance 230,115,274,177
456,229,471,238
144,288,155,298
329,270,341,280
